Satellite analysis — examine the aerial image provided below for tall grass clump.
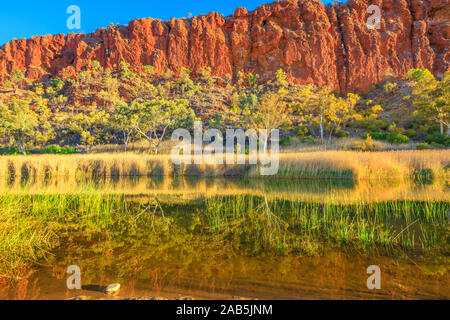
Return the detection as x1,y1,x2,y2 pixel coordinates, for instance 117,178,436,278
0,193,134,279
0,150,448,182
202,195,449,256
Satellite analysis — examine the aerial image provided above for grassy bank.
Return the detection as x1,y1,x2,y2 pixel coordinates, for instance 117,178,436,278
0,150,448,182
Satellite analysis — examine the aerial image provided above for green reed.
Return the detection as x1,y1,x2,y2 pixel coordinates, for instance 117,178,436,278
0,192,448,279
0,193,132,278
202,195,448,256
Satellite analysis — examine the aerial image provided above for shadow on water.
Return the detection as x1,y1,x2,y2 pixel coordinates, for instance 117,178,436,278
81,285,106,293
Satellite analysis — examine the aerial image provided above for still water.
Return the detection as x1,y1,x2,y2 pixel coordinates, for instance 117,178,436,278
0,177,448,300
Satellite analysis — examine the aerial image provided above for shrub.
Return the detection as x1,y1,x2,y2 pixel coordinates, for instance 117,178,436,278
416,143,431,150
301,136,318,144
0,147,21,155
425,133,449,146
363,135,375,151
280,137,291,146
384,82,398,93
386,132,410,144
404,129,417,138
42,145,77,154
335,130,350,138
351,141,364,151
362,132,387,141
351,136,375,151
430,142,445,149
359,119,388,132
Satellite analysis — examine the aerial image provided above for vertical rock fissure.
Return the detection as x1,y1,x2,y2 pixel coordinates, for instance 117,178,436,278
334,5,350,93
408,0,418,68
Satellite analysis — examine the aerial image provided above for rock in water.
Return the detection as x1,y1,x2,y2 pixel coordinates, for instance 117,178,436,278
104,283,121,296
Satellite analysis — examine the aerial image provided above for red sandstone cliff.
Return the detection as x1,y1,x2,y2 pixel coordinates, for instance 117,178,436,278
0,0,448,93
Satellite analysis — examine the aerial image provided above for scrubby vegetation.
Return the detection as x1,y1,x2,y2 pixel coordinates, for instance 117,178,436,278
0,63,448,155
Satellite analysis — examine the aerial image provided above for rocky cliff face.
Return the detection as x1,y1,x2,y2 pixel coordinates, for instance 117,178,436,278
0,0,448,93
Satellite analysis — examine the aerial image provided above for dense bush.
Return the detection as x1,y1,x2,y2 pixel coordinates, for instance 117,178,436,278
425,133,449,147
0,66,447,153
362,132,388,141
351,135,375,151
384,82,398,93
404,129,417,138
301,136,318,144
335,130,350,138
358,119,389,132
279,137,291,146
0,147,22,155
386,132,410,144
42,145,77,154
416,143,431,150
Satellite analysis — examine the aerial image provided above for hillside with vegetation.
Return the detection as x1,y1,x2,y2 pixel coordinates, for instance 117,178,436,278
0,63,448,155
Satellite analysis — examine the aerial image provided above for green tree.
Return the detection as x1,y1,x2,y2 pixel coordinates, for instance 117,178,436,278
133,99,196,154
236,89,292,152
28,91,56,146
298,85,360,145
0,97,38,154
409,70,449,136
256,90,292,151
68,105,109,151
112,102,138,151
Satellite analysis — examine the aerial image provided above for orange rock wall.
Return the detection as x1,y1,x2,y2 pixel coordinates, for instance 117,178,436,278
0,0,448,92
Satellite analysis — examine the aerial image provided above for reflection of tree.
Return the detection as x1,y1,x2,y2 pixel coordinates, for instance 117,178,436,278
132,196,169,230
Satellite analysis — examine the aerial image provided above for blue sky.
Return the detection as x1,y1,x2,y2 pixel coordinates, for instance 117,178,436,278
0,0,336,45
